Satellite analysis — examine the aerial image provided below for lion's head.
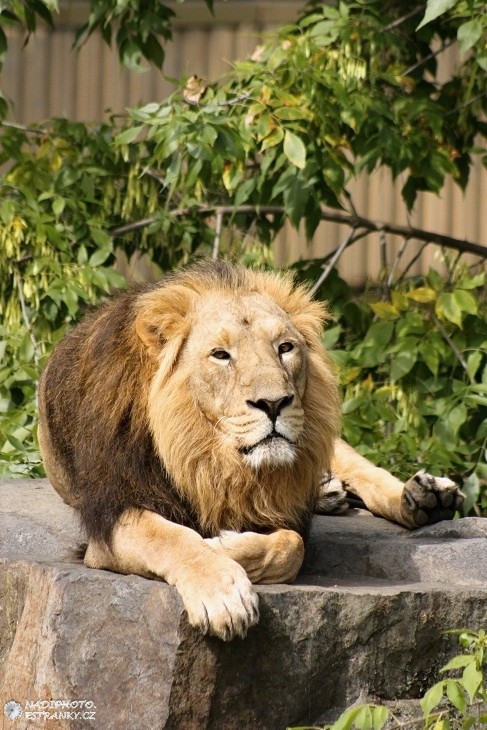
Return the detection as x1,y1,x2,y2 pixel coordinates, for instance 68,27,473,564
135,260,341,535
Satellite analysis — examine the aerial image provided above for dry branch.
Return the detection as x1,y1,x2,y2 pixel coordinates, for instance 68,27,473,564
109,205,487,260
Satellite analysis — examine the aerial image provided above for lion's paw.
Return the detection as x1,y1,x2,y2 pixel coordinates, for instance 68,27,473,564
402,470,465,527
206,529,304,584
176,557,259,641
315,473,349,515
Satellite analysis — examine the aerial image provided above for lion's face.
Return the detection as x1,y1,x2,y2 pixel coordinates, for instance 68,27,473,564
183,291,308,470
135,263,341,534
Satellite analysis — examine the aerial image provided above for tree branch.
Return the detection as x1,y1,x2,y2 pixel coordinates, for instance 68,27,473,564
13,268,41,367
403,38,456,77
318,208,487,258
309,228,363,297
110,205,487,260
382,6,425,33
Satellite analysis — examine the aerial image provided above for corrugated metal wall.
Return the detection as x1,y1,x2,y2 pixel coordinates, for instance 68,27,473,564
2,0,486,281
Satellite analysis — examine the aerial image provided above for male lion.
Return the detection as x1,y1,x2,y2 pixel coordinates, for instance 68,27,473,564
38,259,463,641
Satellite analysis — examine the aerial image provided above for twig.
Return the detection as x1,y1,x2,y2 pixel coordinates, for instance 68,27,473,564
433,313,470,378
110,205,487,259
212,209,223,259
379,228,389,297
444,90,487,118
317,208,487,258
383,6,425,32
309,228,360,297
109,205,286,237
0,120,48,135
403,38,456,77
388,237,410,288
398,241,429,281
13,268,41,367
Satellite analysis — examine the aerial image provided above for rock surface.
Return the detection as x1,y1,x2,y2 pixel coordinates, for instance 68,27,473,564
1,479,486,730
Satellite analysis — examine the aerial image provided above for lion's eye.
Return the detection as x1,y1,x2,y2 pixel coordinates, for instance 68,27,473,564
278,341,294,355
210,348,231,361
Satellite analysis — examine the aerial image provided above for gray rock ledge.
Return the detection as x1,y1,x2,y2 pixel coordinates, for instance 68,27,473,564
1,479,486,730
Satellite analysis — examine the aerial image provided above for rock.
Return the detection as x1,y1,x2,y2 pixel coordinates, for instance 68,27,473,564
1,479,486,730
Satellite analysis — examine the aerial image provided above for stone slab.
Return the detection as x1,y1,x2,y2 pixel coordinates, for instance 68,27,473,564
1,479,486,730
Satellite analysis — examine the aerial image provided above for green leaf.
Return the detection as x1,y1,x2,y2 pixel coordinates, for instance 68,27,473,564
274,107,308,121
87,250,109,268
391,350,416,382
435,292,462,327
457,20,483,55
445,680,467,713
354,706,373,730
119,40,146,73
323,324,342,350
407,287,437,303
441,654,476,672
52,196,65,218
370,706,389,729
416,0,457,30
138,102,161,116
115,125,145,145
369,302,400,321
261,126,284,152
283,130,306,169
467,351,483,381
332,706,363,730
419,340,439,375
456,272,485,289
461,660,483,701
453,289,477,316
363,321,395,350
420,681,444,717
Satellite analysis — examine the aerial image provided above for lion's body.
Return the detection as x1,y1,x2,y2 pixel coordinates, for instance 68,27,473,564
39,261,340,542
38,259,463,641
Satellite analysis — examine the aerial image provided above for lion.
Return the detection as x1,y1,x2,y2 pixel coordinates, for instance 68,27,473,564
38,259,464,641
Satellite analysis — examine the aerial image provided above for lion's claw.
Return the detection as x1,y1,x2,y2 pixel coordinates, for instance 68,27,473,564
402,470,464,527
176,557,259,641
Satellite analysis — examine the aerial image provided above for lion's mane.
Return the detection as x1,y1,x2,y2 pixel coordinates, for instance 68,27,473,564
39,259,341,544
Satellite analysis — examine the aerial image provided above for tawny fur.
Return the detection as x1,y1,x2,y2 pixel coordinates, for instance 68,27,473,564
37,259,463,641
38,260,341,544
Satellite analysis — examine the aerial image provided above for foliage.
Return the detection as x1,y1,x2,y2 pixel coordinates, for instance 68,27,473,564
0,116,219,476
111,0,487,243
288,628,487,730
294,260,487,515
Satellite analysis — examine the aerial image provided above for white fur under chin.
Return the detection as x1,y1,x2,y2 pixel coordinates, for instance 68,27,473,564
243,439,296,470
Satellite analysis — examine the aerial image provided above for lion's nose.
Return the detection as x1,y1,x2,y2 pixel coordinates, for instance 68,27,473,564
246,395,294,423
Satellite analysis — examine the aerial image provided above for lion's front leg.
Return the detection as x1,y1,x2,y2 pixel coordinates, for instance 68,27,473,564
205,529,304,584
329,439,464,528
84,509,259,641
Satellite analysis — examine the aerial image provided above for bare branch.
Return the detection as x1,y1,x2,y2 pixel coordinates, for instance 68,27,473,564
387,237,410,288
309,228,361,297
0,120,48,135
212,210,223,259
13,268,41,367
109,204,487,260
383,6,425,32
403,38,456,78
433,314,470,379
317,208,487,259
398,241,430,280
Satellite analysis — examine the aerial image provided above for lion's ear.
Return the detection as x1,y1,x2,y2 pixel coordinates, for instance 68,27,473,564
135,284,195,359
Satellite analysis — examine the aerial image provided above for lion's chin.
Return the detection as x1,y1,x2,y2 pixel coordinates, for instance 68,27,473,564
242,437,296,471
